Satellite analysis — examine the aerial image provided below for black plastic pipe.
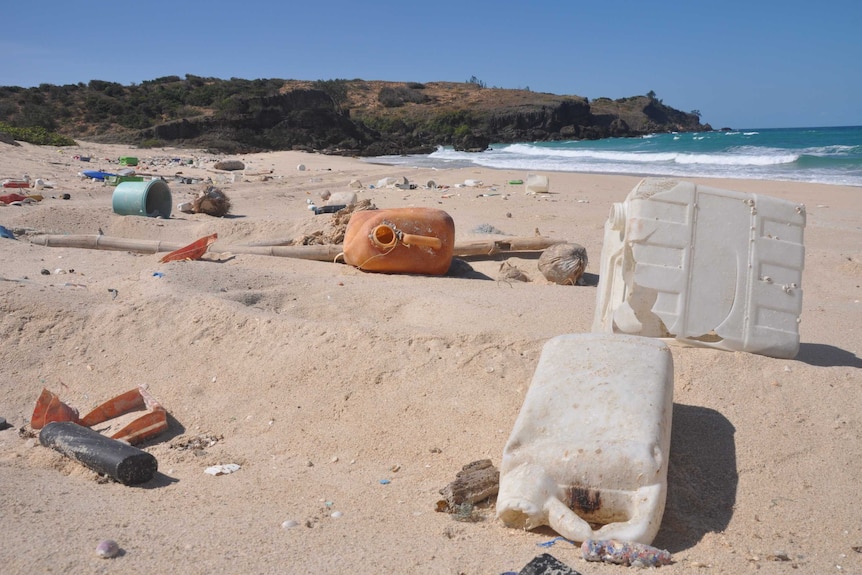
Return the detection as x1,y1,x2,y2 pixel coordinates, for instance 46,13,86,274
39,421,158,485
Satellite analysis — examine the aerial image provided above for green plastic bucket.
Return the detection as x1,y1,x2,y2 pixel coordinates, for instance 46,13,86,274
112,179,172,217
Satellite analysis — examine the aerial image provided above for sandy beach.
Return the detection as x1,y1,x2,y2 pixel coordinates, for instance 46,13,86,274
1,140,861,574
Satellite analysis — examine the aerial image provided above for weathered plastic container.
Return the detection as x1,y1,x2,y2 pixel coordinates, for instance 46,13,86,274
342,207,455,275
119,156,139,166
112,179,172,218
593,178,805,359
525,174,550,194
497,333,673,545
325,191,357,207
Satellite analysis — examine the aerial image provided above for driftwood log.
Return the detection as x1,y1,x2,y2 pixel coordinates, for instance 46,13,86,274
436,459,500,512
30,234,564,261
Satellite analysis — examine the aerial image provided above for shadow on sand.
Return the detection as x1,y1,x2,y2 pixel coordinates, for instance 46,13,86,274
794,342,862,368
653,403,738,553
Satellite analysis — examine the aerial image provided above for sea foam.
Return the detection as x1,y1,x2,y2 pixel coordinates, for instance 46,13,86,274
369,126,862,186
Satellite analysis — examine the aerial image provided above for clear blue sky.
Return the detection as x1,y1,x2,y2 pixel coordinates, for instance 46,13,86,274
2,0,859,130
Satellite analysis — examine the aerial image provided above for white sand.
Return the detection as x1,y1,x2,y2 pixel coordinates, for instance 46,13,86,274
1,141,861,574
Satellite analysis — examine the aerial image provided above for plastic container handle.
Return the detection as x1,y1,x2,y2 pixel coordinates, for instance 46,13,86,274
370,224,443,250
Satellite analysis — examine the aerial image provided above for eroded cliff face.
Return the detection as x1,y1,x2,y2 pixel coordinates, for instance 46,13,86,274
131,81,710,155
140,90,381,154
0,77,709,154
481,98,595,142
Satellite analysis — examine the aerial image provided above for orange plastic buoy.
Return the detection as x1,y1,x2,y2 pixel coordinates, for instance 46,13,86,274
343,208,455,275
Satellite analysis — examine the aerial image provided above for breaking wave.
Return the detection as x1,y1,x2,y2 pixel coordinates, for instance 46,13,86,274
366,126,862,186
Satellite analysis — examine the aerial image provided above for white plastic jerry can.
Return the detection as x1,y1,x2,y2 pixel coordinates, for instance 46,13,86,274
592,178,805,359
497,333,673,545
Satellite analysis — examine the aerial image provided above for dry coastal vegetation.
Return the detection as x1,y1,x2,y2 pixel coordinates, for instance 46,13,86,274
0,75,709,155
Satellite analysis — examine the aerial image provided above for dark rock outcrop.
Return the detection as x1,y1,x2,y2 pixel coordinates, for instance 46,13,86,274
2,77,708,155
139,89,380,154
131,82,710,155
454,132,490,152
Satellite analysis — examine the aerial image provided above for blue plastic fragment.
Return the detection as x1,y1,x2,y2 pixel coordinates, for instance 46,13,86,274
537,536,575,548
379,479,391,485
153,272,164,278
0,225,15,240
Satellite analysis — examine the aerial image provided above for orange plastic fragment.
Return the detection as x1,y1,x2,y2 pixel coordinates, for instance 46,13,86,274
30,386,168,445
30,388,81,429
159,233,218,263
80,386,168,445
79,388,149,427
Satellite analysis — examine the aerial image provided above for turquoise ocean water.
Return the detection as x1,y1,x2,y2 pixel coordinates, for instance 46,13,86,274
369,126,862,187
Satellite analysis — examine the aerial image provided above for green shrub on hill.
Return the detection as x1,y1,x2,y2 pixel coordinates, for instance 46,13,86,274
0,76,710,154
0,122,76,146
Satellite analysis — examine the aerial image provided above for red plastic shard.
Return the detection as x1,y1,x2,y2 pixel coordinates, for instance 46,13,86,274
30,388,81,429
2,180,30,189
0,193,28,204
81,386,168,445
31,386,168,445
159,233,218,263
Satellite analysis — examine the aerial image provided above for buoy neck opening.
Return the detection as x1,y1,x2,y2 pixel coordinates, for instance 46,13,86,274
371,223,399,249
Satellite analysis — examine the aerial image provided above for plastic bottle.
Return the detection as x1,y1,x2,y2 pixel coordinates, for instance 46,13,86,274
497,333,674,545
592,178,805,359
342,207,455,275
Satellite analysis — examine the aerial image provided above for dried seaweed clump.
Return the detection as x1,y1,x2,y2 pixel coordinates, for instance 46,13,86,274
297,199,377,245
193,185,231,217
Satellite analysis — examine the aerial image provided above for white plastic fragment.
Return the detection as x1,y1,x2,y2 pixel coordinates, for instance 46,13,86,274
325,191,357,207
593,178,805,359
377,177,400,188
524,174,549,194
497,333,673,545
205,463,241,476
